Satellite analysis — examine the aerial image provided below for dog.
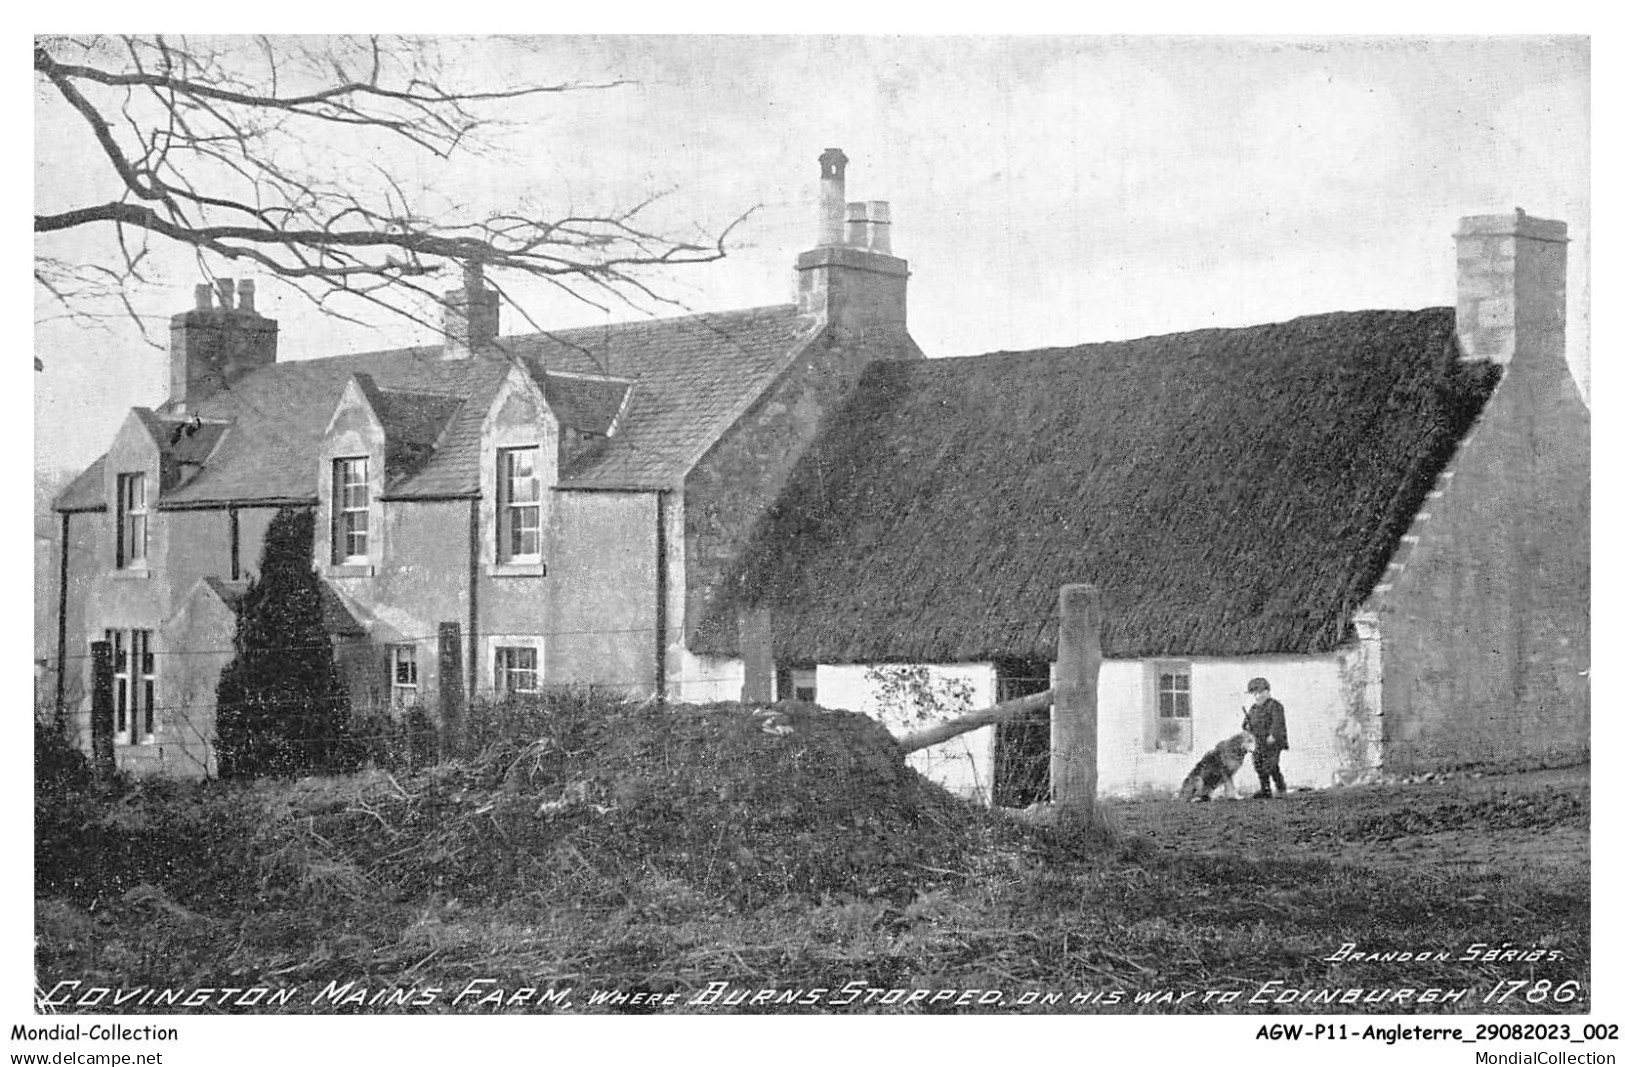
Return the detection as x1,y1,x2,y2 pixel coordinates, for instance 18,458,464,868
1178,732,1256,801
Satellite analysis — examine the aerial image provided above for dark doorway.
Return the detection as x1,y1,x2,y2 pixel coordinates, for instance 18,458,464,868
775,664,817,703
992,657,1051,807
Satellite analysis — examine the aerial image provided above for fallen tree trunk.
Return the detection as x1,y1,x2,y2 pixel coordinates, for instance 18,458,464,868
896,689,1053,754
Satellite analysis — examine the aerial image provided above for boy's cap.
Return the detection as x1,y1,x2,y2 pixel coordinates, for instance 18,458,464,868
1247,677,1271,693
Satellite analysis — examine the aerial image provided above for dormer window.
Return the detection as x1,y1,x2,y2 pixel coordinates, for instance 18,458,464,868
333,457,370,563
116,472,148,568
497,447,541,562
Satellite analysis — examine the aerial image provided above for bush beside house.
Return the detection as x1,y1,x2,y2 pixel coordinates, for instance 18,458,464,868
215,508,357,778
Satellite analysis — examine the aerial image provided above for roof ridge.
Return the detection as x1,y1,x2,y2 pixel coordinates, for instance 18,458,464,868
944,307,1454,363
542,303,800,339
538,366,636,384
373,385,468,400
299,303,805,367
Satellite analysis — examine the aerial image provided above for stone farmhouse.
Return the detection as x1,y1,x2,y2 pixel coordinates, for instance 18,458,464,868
49,150,1587,796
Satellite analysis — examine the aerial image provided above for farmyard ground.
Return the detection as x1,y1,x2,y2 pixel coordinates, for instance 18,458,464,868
34,700,1588,1015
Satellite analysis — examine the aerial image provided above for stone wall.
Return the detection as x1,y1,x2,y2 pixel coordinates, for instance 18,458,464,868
683,327,919,648
1380,214,1589,772
548,489,659,692
1379,360,1590,770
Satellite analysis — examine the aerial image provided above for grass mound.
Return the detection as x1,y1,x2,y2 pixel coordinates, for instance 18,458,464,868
305,697,1021,910
34,706,1589,1015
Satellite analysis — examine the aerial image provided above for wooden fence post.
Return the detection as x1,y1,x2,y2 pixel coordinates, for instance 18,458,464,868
438,622,465,754
89,640,115,779
1052,583,1102,816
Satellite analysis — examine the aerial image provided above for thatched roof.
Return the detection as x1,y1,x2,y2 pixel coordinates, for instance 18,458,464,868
692,308,1499,662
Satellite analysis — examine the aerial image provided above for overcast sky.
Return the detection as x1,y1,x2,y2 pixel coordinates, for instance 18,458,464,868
32,35,1590,474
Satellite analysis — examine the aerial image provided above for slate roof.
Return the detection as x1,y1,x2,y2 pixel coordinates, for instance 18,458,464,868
139,411,229,466
198,576,367,637
538,372,632,438
57,305,815,511
56,456,107,512
513,307,817,487
200,576,247,605
692,308,1501,662
55,411,230,512
360,382,468,486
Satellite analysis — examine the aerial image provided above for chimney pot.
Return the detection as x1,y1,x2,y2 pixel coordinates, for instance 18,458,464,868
171,279,278,408
866,201,893,254
816,148,848,248
844,202,870,247
238,279,257,314
794,152,910,337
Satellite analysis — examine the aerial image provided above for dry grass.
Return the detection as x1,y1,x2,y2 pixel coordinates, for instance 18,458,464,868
34,699,1587,1015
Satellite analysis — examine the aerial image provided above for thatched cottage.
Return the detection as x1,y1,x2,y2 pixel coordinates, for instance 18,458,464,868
692,210,1589,802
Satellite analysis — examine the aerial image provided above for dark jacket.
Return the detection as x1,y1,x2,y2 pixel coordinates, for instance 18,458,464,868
1243,697,1289,750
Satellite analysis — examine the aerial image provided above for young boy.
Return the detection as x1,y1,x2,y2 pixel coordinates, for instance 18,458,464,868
1242,677,1289,798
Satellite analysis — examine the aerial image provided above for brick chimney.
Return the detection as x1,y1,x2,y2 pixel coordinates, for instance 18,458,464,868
1455,209,1567,380
168,278,278,411
443,261,500,360
795,149,909,343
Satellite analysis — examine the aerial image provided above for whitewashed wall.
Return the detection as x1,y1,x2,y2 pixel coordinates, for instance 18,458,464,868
670,649,744,705
815,648,1380,802
666,642,1382,802
1096,650,1378,797
816,662,998,804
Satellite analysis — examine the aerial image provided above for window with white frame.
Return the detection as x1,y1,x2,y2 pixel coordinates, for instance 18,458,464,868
389,645,419,709
333,457,370,563
105,628,156,742
116,472,147,568
1153,662,1193,753
494,644,540,695
497,447,541,563
137,630,155,740
106,629,128,737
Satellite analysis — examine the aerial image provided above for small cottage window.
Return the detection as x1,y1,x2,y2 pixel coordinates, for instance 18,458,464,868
495,644,540,695
333,457,370,563
497,447,541,562
389,645,419,709
1153,661,1193,753
116,472,147,568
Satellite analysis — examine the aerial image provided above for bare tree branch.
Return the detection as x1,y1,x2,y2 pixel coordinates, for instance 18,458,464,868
34,34,747,365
